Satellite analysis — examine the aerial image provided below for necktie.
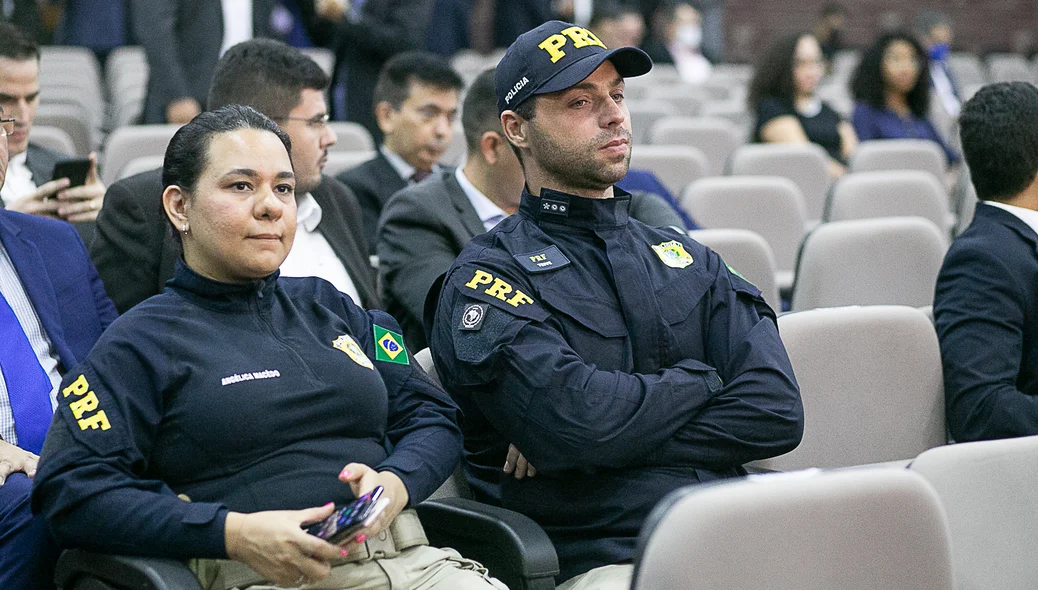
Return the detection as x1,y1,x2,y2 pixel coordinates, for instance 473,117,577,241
411,169,432,183
0,289,53,454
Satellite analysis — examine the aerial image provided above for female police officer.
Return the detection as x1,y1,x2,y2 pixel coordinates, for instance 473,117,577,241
32,105,504,590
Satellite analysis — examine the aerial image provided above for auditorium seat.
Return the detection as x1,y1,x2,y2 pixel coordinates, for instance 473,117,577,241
626,99,678,144
826,170,953,237
986,53,1033,84
682,176,807,292
643,85,705,118
30,125,78,157
753,305,946,471
34,103,93,157
791,217,947,311
117,155,165,181
850,139,947,182
323,151,378,177
910,436,1038,590
102,125,181,185
728,143,831,223
327,121,375,153
632,469,954,590
629,145,708,196
299,47,335,76
948,52,988,87
687,228,781,310
648,116,743,177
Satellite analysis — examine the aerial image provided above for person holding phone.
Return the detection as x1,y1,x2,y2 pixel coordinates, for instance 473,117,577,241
32,105,505,590
0,23,107,224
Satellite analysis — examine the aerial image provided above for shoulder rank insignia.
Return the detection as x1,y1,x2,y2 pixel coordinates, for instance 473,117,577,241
651,240,694,269
332,334,374,370
514,245,571,273
373,325,409,365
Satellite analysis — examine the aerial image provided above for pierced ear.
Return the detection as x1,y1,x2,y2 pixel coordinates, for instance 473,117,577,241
500,111,528,150
374,101,396,135
163,185,189,231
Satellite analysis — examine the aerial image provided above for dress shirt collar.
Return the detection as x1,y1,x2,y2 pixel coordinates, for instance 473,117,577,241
295,192,323,233
455,167,508,230
380,145,440,183
519,186,631,231
982,201,1038,238
0,150,36,206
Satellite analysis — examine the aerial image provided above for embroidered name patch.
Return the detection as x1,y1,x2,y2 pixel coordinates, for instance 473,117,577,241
514,245,571,273
332,334,374,370
651,240,694,269
374,325,409,365
221,370,282,386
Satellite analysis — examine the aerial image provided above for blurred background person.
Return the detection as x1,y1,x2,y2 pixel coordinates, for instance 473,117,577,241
916,9,961,118
643,0,712,84
749,32,857,177
131,0,276,124
850,31,958,166
312,0,433,142
52,0,128,65
814,2,846,65
589,2,647,49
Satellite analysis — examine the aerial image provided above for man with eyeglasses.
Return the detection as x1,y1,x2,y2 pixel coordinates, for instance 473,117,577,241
0,102,118,590
91,39,379,314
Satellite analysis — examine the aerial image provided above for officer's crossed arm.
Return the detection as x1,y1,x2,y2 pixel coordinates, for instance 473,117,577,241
432,263,726,473
647,262,804,468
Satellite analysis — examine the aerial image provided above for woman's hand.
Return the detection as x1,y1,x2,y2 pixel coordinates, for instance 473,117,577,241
224,504,346,587
336,463,409,550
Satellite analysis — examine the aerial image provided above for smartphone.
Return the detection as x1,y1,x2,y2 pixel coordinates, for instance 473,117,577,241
305,486,389,544
51,158,92,188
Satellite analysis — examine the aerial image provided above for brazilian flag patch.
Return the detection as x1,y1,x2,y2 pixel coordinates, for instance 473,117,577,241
373,325,409,365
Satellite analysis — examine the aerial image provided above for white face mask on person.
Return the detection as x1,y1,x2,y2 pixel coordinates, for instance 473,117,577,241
676,24,702,49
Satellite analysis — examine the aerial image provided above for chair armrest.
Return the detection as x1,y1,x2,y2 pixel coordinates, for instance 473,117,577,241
55,549,202,590
416,497,559,590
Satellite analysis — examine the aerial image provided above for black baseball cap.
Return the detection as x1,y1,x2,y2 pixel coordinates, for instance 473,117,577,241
495,20,653,114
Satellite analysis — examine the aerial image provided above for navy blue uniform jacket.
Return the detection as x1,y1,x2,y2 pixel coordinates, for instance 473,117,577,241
430,189,803,580
935,203,1038,441
32,262,461,558
0,209,116,370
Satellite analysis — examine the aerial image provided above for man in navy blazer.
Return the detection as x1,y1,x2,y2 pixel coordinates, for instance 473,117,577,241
0,109,117,589
934,81,1038,442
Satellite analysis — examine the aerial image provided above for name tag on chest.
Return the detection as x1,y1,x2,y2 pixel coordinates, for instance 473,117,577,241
514,245,571,273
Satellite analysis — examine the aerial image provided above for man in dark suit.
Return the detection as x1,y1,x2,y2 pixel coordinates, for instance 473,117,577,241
91,39,379,313
0,23,106,241
0,106,118,590
311,0,433,141
378,69,687,349
337,51,464,253
935,81,1038,442
130,0,275,124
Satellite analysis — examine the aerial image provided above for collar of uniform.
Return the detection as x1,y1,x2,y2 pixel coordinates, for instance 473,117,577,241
519,186,631,230
167,258,279,313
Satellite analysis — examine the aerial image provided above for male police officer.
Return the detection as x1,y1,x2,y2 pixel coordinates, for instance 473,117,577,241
430,21,804,590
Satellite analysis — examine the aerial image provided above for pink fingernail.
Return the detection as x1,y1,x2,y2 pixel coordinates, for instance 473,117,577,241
340,549,349,557
355,534,366,543
340,469,351,479
323,502,334,508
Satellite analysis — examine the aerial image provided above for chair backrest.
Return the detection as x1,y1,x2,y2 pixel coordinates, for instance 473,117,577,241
34,103,93,157
323,151,377,178
948,52,988,87
728,143,832,223
791,217,947,311
632,469,954,590
415,348,474,501
117,155,165,181
627,99,678,144
643,85,705,117
910,436,1038,590
300,47,335,76
827,170,952,236
986,53,1033,83
648,116,742,177
687,228,780,310
755,305,945,470
30,125,78,157
681,176,807,277
328,121,375,152
102,125,181,185
629,145,708,196
849,139,947,181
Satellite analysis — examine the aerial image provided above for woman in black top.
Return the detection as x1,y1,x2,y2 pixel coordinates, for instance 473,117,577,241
748,32,859,177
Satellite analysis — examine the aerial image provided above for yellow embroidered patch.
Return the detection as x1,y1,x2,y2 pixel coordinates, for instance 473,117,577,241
332,335,374,370
651,240,694,269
